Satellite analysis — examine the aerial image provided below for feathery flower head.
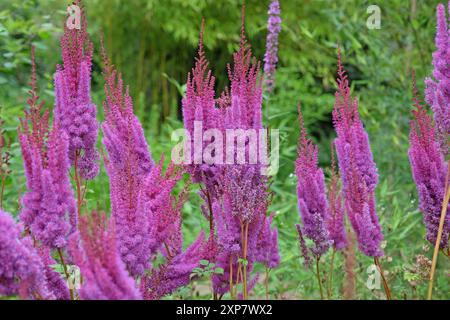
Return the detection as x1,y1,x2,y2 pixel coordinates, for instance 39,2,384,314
141,232,205,300
38,247,70,300
409,75,449,248
101,52,154,277
425,3,450,154
263,0,282,93
327,145,348,250
70,211,141,300
254,214,280,269
0,210,53,299
222,19,263,130
295,105,332,256
140,158,184,256
19,48,76,248
332,52,383,257
54,1,99,179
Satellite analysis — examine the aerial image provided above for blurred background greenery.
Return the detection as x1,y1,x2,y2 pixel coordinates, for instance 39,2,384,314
0,0,448,299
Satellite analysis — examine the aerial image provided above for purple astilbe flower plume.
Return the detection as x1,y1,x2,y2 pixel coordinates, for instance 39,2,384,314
222,21,263,131
0,210,54,299
139,158,184,255
295,105,332,256
38,247,70,300
211,194,263,296
54,1,99,179
181,20,224,200
254,213,280,269
101,50,153,277
141,232,205,300
425,3,450,154
211,165,271,296
69,211,141,300
19,47,76,248
295,224,312,268
139,166,205,299
332,52,383,257
409,76,449,249
263,0,281,93
327,145,348,250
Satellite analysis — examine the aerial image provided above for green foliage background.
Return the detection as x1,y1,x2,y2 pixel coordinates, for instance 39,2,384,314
0,0,448,299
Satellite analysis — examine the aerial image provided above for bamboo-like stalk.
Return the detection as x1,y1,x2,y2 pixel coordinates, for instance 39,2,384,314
57,248,74,300
242,222,249,300
264,266,270,300
374,257,392,300
427,162,450,300
315,256,324,300
327,248,336,299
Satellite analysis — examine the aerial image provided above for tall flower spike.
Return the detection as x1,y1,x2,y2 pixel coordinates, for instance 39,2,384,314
54,1,99,179
141,232,205,300
101,48,153,277
425,3,450,155
139,163,206,299
409,73,449,248
0,210,54,299
19,48,76,248
254,214,280,269
70,211,141,300
140,159,183,256
332,51,383,257
263,0,281,93
327,144,348,250
295,104,332,256
181,20,223,191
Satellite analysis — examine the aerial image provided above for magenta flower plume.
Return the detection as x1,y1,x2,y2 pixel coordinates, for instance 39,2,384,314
141,232,205,300
409,78,449,249
295,105,332,256
101,53,154,277
332,53,383,257
425,3,450,154
139,159,184,256
181,20,223,194
0,210,54,299
263,0,282,93
222,26,263,131
255,214,280,269
327,146,348,250
38,247,70,300
139,164,206,299
211,165,271,295
54,2,99,179
19,48,77,248
70,211,141,300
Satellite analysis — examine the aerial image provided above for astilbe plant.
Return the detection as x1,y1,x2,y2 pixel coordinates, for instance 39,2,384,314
327,145,348,251
181,13,280,299
70,211,141,300
101,50,154,277
295,105,332,299
139,161,205,300
332,53,383,258
54,1,99,180
425,2,450,155
102,43,205,299
182,20,224,200
409,78,449,249
18,47,77,249
263,0,282,93
0,210,54,299
295,105,332,258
